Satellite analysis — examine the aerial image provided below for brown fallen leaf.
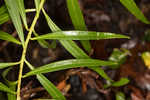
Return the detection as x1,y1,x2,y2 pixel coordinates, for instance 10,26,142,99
128,85,144,100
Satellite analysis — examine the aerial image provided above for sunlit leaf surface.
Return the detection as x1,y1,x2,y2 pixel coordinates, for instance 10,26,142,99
24,59,117,77
32,31,130,40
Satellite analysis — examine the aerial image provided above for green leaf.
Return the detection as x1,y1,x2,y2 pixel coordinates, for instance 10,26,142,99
0,62,20,69
33,30,52,48
0,5,7,15
32,31,130,40
67,0,87,30
0,82,16,94
109,49,129,69
23,59,117,77
67,0,91,52
0,31,21,45
116,92,125,100
7,85,16,100
4,0,25,45
112,78,129,87
41,9,116,82
2,68,17,100
90,67,112,82
42,9,61,32
0,6,10,25
42,8,59,48
16,0,28,29
37,74,66,100
60,40,89,59
2,68,17,86
0,13,10,25
120,0,150,24
24,60,66,100
104,78,129,88
42,9,89,58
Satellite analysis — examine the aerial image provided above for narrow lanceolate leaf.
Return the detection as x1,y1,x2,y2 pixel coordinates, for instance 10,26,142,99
2,68,18,86
0,82,16,94
0,5,10,25
60,40,89,59
23,59,117,77
41,9,115,81
41,8,58,48
109,49,129,69
4,0,25,45
16,0,28,29
0,13,10,25
90,67,112,82
116,92,126,100
3,68,17,100
0,5,7,15
67,0,91,52
42,9,61,32
37,74,66,100
42,9,89,58
67,0,87,30
112,78,129,87
0,31,21,45
24,60,66,100
120,0,150,24
0,62,20,69
32,31,130,40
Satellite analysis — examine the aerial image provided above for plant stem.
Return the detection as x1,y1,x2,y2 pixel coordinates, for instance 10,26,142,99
16,0,45,100
25,9,36,13
24,59,34,70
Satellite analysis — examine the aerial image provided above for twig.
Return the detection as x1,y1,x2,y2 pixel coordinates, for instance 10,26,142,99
16,0,45,100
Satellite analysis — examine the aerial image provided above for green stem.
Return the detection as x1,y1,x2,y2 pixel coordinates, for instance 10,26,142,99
16,0,45,100
25,9,36,13
24,59,34,70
